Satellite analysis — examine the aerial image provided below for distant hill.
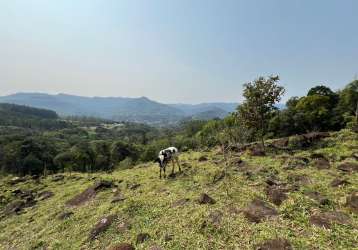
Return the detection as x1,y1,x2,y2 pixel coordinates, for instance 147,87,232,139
0,103,68,130
0,93,238,124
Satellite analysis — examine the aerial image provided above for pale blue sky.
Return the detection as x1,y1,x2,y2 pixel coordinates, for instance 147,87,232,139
0,0,357,103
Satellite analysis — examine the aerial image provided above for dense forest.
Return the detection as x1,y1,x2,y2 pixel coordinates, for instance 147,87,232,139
0,78,357,176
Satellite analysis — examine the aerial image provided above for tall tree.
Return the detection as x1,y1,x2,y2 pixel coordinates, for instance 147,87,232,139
237,75,285,148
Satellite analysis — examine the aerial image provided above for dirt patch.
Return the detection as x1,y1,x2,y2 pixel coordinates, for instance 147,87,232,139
198,193,216,205
313,158,331,169
266,187,288,206
66,180,114,207
337,162,358,173
309,211,351,228
330,178,350,187
89,215,117,240
136,233,150,244
171,198,190,208
346,192,358,213
255,238,292,250
243,198,278,223
108,243,135,250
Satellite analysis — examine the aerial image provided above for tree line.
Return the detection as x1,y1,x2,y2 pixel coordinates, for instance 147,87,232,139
0,78,357,176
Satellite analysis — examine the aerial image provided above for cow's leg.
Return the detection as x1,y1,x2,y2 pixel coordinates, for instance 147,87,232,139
163,166,166,178
159,168,162,179
171,159,175,174
175,157,181,172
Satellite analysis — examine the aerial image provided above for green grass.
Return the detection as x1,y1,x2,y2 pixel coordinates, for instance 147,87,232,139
0,131,358,249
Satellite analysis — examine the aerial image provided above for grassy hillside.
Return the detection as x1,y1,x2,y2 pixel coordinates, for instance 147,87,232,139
0,130,357,249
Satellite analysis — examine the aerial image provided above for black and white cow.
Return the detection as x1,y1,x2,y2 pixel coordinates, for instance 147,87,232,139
155,146,181,178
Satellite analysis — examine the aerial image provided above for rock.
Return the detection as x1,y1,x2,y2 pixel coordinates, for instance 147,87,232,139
243,198,278,223
164,233,173,242
287,174,311,186
8,176,27,185
66,181,114,207
117,220,131,233
108,243,135,250
330,178,350,187
198,193,216,205
346,192,358,213
249,146,266,156
309,211,351,228
337,162,358,173
310,153,327,160
148,245,163,250
265,177,281,186
127,183,140,190
89,215,117,240
3,200,26,215
58,211,74,220
272,138,289,148
266,187,288,206
171,198,190,208
52,175,64,182
37,191,54,201
136,233,150,244
208,210,223,227
198,156,208,162
212,171,225,183
112,192,126,203
313,158,330,169
352,152,358,161
305,191,331,206
255,238,292,250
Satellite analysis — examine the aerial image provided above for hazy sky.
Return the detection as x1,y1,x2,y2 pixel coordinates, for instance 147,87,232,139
0,0,357,103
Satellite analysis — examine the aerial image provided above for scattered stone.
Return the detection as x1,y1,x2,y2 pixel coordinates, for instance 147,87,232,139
330,178,350,187
148,245,163,250
255,238,292,250
313,158,331,170
249,146,266,156
58,211,74,220
136,233,150,244
66,180,114,207
208,210,223,227
309,211,351,228
198,193,216,205
3,200,26,215
305,191,331,206
346,192,358,213
108,243,135,250
266,187,288,206
8,176,27,185
112,192,126,203
243,198,278,223
213,171,225,183
198,156,208,162
117,220,131,233
164,233,173,242
89,215,117,240
37,191,54,201
337,162,358,173
287,174,311,186
127,183,140,190
171,198,190,208
310,153,327,160
52,175,65,182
